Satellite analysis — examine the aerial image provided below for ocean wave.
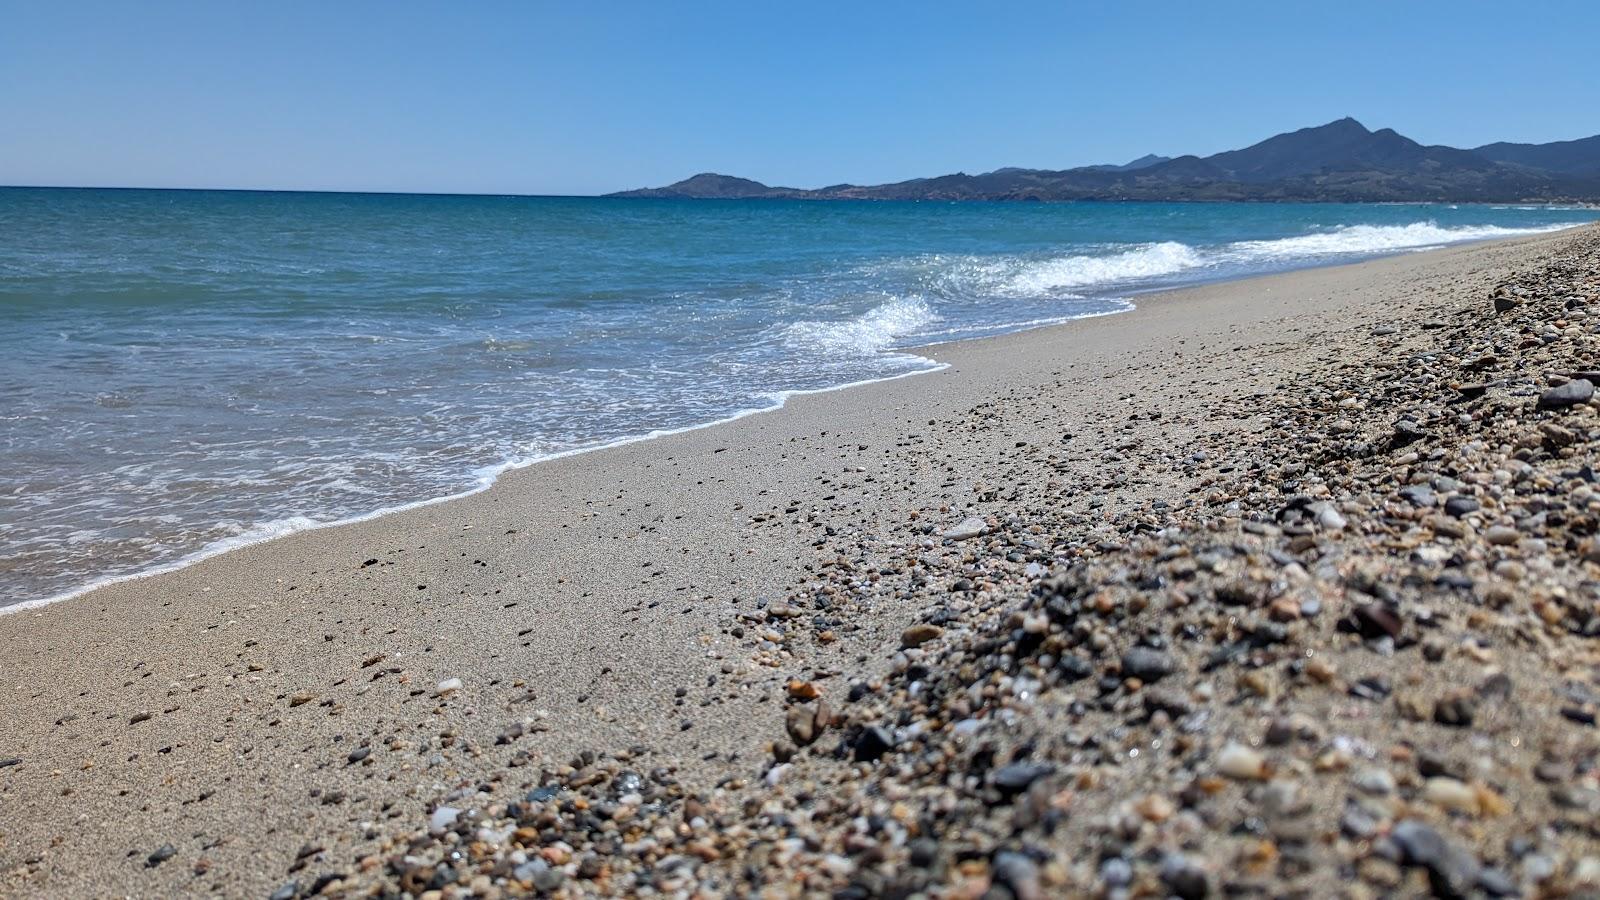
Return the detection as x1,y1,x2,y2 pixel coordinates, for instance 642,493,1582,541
781,295,940,355
1223,221,1569,260
985,241,1205,297
924,222,1573,301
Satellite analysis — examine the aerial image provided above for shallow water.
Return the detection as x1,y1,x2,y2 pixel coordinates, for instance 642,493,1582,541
0,188,1593,606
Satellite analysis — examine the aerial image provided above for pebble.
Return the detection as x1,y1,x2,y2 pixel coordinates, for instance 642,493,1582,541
1216,743,1267,780
1423,777,1479,815
993,851,1044,900
1121,646,1176,682
900,623,943,648
941,516,988,540
1537,377,1594,408
1352,767,1395,796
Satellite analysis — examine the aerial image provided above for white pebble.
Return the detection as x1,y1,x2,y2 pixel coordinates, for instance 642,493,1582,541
1216,743,1267,780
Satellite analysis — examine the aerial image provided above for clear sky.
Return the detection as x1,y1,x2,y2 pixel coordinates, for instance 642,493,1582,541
3,0,1597,195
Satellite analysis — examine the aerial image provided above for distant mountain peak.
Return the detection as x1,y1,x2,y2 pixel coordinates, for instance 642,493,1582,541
607,119,1600,203
1119,153,1172,171
611,172,804,199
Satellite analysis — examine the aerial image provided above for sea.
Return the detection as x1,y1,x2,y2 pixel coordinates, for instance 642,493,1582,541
1,187,1594,608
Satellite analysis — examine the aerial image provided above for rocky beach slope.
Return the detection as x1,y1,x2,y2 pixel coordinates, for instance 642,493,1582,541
3,227,1599,898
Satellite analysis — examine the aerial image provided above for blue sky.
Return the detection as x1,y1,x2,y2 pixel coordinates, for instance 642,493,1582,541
2,1,1597,195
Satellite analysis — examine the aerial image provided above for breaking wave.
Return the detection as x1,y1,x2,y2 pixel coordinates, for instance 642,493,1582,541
1223,221,1571,260
781,295,940,355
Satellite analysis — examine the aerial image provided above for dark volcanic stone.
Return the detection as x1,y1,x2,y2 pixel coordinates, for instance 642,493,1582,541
1443,496,1480,517
145,844,176,868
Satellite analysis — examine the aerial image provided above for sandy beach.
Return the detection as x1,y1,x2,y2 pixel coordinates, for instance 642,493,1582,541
4,226,1600,898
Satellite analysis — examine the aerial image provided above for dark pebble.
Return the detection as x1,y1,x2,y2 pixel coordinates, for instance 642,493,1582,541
1391,819,1480,900
1120,646,1175,682
1538,378,1594,409
852,725,895,762
1160,852,1210,900
990,761,1053,798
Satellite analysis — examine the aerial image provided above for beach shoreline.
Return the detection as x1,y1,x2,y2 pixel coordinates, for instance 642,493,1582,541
3,225,1599,897
7,225,1590,618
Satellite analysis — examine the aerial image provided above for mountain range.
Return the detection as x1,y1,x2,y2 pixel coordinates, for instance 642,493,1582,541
609,118,1600,203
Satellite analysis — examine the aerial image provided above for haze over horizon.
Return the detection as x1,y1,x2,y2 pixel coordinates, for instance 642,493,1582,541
3,0,1599,196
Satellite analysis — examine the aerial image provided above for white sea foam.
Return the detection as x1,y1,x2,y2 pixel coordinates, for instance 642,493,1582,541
1223,221,1569,260
995,241,1205,296
781,295,940,355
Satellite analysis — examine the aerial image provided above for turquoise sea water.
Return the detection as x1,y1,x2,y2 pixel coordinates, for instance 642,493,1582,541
1,188,1594,606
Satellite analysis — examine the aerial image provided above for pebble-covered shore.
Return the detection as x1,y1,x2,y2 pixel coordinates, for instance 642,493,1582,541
317,231,1600,899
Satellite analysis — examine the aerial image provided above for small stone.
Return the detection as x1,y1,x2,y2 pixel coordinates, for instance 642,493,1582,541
1484,525,1521,546
1160,852,1210,900
1353,767,1396,796
1443,496,1480,517
1121,646,1176,682
1391,819,1481,899
990,761,1053,798
1135,793,1176,822
1434,693,1477,728
785,680,819,700
1100,857,1132,888
1216,743,1267,780
1399,485,1436,507
941,516,988,540
900,624,943,648
1314,502,1348,530
1341,803,1380,838
853,725,895,762
1349,603,1402,640
146,844,176,868
1538,378,1594,409
785,705,820,746
992,851,1044,900
435,677,463,696
1424,777,1479,815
